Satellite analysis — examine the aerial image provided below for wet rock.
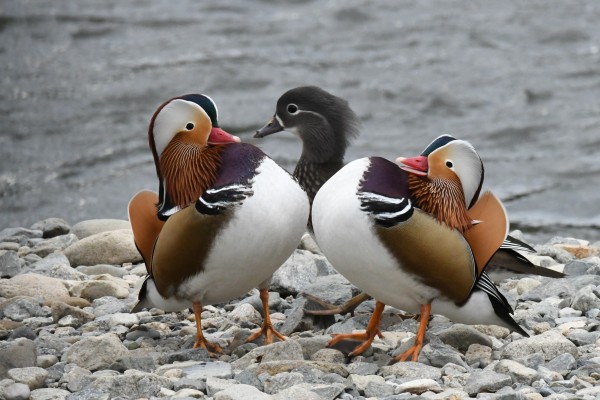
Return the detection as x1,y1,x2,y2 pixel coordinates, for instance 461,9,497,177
7,367,48,389
464,370,512,396
0,338,37,378
436,324,492,352
214,384,272,400
62,333,128,371
70,219,131,239
63,229,142,266
30,218,71,239
232,338,304,369
0,274,70,301
501,330,577,361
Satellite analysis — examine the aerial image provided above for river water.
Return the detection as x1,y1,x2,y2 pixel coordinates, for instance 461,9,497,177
1,0,600,244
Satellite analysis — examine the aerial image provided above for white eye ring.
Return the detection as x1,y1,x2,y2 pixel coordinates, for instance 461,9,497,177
287,104,299,115
445,160,454,169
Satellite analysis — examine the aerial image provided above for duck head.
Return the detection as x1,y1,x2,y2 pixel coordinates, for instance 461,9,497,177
148,94,240,216
254,86,360,163
396,135,484,232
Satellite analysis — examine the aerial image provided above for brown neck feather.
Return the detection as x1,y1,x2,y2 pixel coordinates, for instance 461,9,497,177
408,174,473,233
159,136,223,209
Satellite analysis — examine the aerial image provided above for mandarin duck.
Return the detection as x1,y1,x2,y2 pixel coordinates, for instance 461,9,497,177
129,94,310,352
256,89,562,319
311,136,528,362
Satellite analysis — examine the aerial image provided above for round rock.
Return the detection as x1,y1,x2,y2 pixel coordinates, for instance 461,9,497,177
63,229,142,266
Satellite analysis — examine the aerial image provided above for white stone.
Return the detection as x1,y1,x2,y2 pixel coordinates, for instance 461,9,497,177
349,374,385,392
64,229,142,266
214,384,272,400
228,303,262,325
206,377,236,397
395,378,442,394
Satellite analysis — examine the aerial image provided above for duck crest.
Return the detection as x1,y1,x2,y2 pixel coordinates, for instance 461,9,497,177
159,136,224,211
408,174,473,233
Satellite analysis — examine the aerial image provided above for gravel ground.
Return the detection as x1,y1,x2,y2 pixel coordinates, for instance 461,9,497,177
0,218,599,400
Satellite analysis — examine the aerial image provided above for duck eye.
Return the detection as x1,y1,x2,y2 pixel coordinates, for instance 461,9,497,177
287,104,298,114
445,160,454,168
185,122,194,130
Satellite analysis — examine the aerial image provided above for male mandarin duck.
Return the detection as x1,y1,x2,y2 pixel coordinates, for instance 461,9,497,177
311,135,528,362
129,94,310,352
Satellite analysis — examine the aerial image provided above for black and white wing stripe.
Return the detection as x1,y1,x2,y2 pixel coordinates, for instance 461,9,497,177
195,184,254,215
358,191,413,228
501,235,536,253
474,272,529,337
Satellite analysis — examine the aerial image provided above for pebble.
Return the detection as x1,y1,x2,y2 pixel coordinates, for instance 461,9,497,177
0,221,598,398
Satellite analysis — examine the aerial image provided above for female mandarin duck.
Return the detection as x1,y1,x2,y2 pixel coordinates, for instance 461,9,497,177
128,94,310,352
311,135,528,362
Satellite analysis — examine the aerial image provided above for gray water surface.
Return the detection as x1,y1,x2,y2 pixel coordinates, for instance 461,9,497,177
1,0,600,244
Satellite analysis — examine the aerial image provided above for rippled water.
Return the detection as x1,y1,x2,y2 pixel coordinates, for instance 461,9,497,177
1,0,600,244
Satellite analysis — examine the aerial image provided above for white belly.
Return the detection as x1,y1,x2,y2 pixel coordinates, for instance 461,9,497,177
312,158,438,314
179,157,309,305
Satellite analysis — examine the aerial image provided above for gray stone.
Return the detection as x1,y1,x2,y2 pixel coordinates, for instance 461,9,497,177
349,374,385,393
464,370,512,396
95,312,138,328
546,353,577,377
63,229,142,266
35,333,70,357
567,329,600,346
310,348,345,363
30,218,71,239
0,338,37,378
29,388,70,400
51,302,95,326
0,228,42,244
37,355,58,368
534,244,575,264
2,382,30,400
62,333,128,371
501,330,578,361
297,382,345,400
245,360,348,378
159,348,210,364
395,378,443,395
88,370,173,398
233,369,264,391
270,249,327,295
364,381,394,398
69,277,129,300
436,324,493,352
465,343,493,367
296,335,330,360
0,250,22,278
182,361,232,380
232,338,304,369
58,364,92,392
571,285,600,312
345,361,379,376
564,260,594,276
271,385,322,400
214,384,272,400
31,234,78,258
516,352,545,370
0,274,70,301
91,296,130,317
0,296,47,321
228,303,262,325
206,376,236,397
381,361,442,380
7,367,48,389
302,274,353,306
70,219,131,239
494,359,538,384
76,264,127,278
263,371,304,394
418,341,468,368
279,297,314,336
238,291,281,316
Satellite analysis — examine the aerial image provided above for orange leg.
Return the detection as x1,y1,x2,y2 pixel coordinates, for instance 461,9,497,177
394,303,431,362
192,302,222,356
246,288,286,344
328,301,385,356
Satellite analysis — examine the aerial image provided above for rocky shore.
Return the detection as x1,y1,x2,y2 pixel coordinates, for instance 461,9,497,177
0,218,599,400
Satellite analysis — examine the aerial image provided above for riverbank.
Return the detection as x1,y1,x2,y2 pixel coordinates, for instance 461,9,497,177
0,218,599,399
